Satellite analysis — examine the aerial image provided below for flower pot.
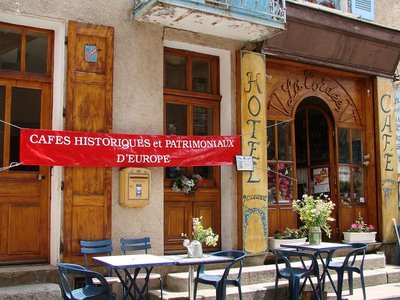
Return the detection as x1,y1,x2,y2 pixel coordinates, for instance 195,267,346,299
308,226,322,245
268,237,307,249
343,231,376,243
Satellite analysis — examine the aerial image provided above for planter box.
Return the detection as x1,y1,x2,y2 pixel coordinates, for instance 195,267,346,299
268,237,307,249
343,231,376,243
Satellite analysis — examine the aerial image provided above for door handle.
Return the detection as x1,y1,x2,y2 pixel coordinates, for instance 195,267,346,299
37,174,45,180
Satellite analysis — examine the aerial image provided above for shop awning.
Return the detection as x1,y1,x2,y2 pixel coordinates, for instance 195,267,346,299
261,1,400,78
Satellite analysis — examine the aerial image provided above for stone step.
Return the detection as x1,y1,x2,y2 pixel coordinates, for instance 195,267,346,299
149,261,398,300
0,283,62,300
164,253,386,292
326,282,400,300
0,265,59,288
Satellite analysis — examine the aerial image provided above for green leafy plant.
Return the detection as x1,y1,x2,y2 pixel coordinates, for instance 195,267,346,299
292,194,335,238
182,216,219,246
274,227,307,239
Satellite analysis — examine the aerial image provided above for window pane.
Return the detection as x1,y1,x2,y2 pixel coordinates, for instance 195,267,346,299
192,59,211,93
338,128,350,164
339,166,351,205
193,166,213,180
0,26,21,71
295,111,307,165
267,120,276,160
166,103,187,135
278,163,294,204
0,86,4,166
352,129,362,164
10,87,41,171
353,166,364,203
309,110,328,164
193,106,213,135
278,121,292,161
165,55,186,89
26,31,48,74
268,163,277,204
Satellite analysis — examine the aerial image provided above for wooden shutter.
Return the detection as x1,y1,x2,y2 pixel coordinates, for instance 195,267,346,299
351,0,374,20
63,21,114,263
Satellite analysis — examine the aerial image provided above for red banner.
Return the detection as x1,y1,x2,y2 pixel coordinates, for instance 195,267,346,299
20,129,241,167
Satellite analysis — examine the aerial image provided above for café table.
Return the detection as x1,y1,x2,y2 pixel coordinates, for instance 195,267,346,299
280,242,352,297
93,253,177,300
166,254,234,300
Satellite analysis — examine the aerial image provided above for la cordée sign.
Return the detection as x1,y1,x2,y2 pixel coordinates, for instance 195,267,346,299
20,129,241,167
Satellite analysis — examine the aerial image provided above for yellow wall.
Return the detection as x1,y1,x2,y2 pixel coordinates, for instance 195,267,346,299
377,77,399,242
240,51,268,253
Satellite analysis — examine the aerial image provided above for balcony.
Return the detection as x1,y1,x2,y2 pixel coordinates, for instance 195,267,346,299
133,0,286,42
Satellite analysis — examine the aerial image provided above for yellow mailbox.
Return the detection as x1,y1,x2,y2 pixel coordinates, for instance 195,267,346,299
119,167,150,207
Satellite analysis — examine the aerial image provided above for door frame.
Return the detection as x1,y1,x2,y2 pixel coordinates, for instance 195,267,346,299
0,11,65,265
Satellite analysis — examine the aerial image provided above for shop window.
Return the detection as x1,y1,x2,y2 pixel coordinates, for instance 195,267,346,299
338,128,365,205
0,23,52,75
267,120,295,205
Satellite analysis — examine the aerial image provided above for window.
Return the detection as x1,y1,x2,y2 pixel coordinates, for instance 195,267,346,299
164,48,219,96
338,128,365,205
304,0,341,9
164,48,220,186
351,0,374,20
267,119,295,205
0,23,53,75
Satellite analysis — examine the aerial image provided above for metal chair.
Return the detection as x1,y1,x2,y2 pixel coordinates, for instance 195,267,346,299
193,250,246,300
80,239,120,285
57,262,116,300
273,249,322,300
120,237,164,299
393,218,400,265
326,243,367,300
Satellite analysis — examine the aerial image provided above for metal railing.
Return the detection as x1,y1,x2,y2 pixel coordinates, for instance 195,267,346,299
134,0,286,22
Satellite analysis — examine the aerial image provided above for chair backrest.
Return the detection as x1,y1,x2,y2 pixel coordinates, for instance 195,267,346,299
273,249,320,277
211,250,247,281
120,237,152,254
393,219,400,247
343,243,367,267
57,262,112,300
80,239,113,269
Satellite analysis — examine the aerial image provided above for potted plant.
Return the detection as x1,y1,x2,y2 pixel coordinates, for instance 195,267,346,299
343,213,376,243
172,173,202,194
292,194,335,244
268,227,307,249
182,216,219,257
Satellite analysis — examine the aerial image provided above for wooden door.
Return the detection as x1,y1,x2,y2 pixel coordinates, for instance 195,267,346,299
294,102,338,241
0,22,53,264
62,21,114,264
0,79,52,264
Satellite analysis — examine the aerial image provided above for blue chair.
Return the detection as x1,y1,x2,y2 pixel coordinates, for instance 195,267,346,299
193,250,246,300
326,243,367,300
80,239,120,285
273,249,322,300
57,263,116,300
120,237,164,299
393,218,400,265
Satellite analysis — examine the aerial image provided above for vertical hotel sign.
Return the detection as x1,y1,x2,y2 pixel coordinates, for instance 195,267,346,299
240,51,268,253
377,77,398,242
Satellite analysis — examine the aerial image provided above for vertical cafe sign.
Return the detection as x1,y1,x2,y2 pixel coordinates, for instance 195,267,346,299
377,77,399,242
240,51,268,253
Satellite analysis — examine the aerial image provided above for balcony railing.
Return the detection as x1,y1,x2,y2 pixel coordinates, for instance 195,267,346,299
133,0,286,41
134,0,286,22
